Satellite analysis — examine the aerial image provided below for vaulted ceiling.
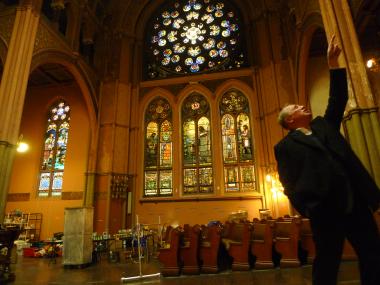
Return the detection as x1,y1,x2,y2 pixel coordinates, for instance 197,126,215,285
19,0,380,86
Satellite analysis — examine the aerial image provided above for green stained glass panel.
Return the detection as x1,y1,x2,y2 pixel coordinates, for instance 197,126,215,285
221,114,237,162
224,167,239,192
240,166,255,191
183,168,197,194
237,113,252,161
199,167,213,193
198,117,211,164
183,120,196,165
55,122,69,170
159,171,173,195
144,171,158,196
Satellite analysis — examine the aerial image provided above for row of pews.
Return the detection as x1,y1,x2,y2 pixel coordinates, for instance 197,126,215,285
157,216,359,276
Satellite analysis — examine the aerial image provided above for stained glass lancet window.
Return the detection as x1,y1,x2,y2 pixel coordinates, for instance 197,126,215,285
182,93,213,194
146,0,247,79
219,90,256,192
38,100,70,197
144,97,173,197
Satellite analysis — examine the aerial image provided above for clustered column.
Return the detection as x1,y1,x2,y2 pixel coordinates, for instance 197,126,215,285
319,0,380,186
0,0,42,221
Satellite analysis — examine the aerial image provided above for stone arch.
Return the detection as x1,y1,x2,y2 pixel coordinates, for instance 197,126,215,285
30,49,99,179
297,13,325,106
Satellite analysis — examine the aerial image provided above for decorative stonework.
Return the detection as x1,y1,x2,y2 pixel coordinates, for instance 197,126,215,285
0,38,7,62
7,193,30,202
0,11,16,46
61,191,84,200
34,19,70,54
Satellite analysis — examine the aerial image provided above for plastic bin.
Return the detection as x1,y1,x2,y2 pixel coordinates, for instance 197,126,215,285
23,247,38,257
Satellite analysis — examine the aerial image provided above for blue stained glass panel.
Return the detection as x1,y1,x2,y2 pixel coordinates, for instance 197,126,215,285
38,173,50,190
146,0,247,79
52,172,63,190
38,100,70,197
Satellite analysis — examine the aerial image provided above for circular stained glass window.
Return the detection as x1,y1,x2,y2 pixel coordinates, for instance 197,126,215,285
146,0,247,79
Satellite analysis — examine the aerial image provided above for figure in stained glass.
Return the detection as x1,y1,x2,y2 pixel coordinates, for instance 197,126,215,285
38,100,70,197
241,124,250,154
182,94,213,194
237,115,252,161
198,125,210,162
45,133,55,150
219,90,256,192
147,132,158,158
144,97,173,197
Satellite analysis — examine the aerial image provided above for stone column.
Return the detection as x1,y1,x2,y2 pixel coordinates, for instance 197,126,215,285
0,0,42,221
94,33,134,233
319,0,380,186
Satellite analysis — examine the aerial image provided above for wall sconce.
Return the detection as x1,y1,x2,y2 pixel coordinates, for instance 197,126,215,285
16,134,29,153
265,172,284,197
366,57,380,72
265,167,287,217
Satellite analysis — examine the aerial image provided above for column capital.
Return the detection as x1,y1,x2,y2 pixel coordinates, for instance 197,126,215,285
19,0,42,12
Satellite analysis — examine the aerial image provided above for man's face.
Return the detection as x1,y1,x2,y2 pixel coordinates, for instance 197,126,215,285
284,104,312,129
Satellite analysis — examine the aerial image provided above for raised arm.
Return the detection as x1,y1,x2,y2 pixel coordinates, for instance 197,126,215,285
324,35,348,130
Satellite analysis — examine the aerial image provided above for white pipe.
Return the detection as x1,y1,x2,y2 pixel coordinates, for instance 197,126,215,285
121,273,160,282
120,215,160,283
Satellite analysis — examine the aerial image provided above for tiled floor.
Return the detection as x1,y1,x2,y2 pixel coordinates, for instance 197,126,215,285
9,255,360,285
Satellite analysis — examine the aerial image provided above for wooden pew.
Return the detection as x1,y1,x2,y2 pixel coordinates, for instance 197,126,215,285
221,222,253,271
273,217,301,267
342,239,357,261
158,226,182,276
299,218,315,264
199,224,223,273
250,219,274,269
180,224,201,274
374,209,380,235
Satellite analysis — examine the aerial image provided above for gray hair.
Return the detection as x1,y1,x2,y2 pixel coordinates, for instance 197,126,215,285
277,104,293,129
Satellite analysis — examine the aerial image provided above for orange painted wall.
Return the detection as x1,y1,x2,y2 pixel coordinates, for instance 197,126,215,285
135,199,264,227
6,83,90,240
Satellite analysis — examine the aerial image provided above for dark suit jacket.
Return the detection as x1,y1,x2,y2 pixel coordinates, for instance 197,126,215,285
274,68,380,217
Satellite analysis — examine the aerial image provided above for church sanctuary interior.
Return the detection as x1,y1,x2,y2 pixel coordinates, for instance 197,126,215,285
0,0,379,284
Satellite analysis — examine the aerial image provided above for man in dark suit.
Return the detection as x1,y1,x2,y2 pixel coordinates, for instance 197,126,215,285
274,35,380,285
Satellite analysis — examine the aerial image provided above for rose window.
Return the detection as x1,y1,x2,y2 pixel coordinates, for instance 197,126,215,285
146,0,247,79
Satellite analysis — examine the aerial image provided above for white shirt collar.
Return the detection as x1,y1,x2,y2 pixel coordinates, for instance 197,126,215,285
296,127,312,135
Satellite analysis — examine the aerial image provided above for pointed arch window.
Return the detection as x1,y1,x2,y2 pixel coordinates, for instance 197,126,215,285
182,93,213,194
144,97,173,197
220,90,256,192
38,100,70,197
